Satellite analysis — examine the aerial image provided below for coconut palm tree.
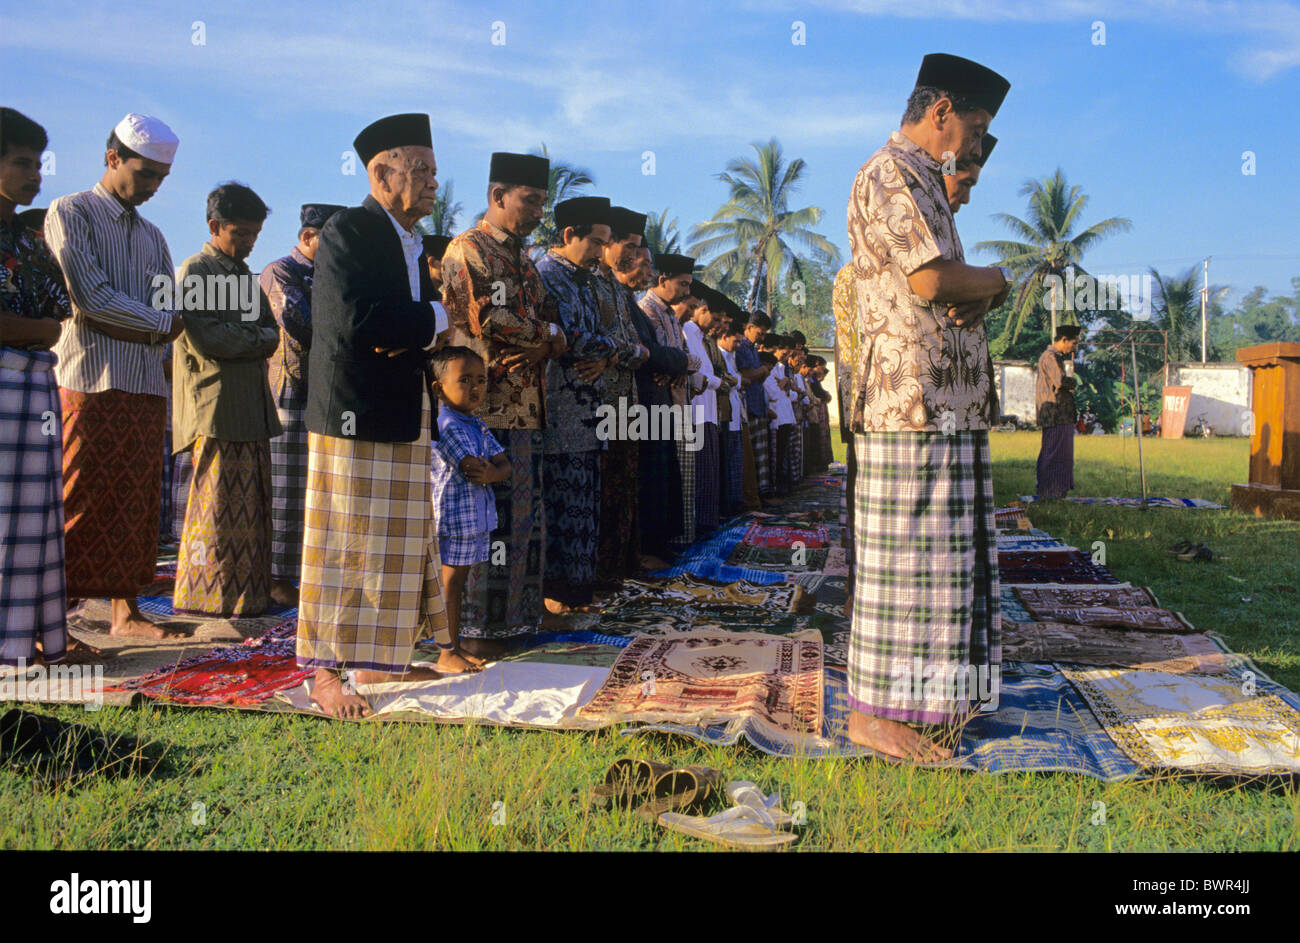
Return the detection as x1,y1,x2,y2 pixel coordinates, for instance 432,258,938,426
417,178,464,237
527,143,595,249
975,168,1131,353
643,209,682,256
1150,266,1228,362
687,138,839,310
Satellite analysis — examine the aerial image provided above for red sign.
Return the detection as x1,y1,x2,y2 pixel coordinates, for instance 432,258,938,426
1160,386,1193,439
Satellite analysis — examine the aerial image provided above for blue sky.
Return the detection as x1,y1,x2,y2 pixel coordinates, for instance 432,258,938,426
5,0,1298,304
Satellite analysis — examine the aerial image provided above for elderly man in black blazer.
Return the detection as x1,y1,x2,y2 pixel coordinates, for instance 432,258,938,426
295,113,460,718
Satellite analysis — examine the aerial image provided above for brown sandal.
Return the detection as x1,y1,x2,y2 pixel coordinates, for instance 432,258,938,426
635,765,725,821
587,758,673,810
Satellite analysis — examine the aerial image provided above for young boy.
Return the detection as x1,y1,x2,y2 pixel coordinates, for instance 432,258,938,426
430,345,511,673
760,336,797,495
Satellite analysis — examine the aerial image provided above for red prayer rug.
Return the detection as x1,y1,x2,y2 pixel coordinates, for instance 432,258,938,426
740,522,830,549
106,618,310,706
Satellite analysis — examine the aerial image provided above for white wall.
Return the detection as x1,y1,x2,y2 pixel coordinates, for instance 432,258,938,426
993,361,1036,425
1167,362,1252,436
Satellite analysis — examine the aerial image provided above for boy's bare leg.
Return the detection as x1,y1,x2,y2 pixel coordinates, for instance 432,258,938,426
109,597,187,640
436,563,485,673
270,579,299,607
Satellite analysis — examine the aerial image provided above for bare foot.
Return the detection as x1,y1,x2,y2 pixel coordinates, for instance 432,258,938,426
436,648,486,673
639,554,670,571
109,598,188,641
270,580,299,607
544,597,573,615
461,637,507,660
847,710,953,763
352,665,443,684
309,669,371,719
843,595,853,618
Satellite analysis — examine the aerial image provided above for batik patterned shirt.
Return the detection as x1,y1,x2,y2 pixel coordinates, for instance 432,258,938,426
536,250,618,453
846,130,992,433
637,289,699,408
1,217,71,336
591,267,648,407
441,219,558,430
258,245,313,404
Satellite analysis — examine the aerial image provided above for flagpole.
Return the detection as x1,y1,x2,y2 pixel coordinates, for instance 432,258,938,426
1130,331,1148,507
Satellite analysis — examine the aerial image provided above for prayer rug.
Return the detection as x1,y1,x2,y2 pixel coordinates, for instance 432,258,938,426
994,506,1032,531
270,399,308,581
599,574,810,613
108,618,311,706
1014,585,1161,614
727,542,830,572
0,350,66,665
502,643,625,669
740,523,830,549
1062,661,1300,774
1014,586,1194,633
580,631,823,734
997,550,1121,585
296,395,450,673
622,665,1141,780
1019,495,1227,510
174,437,272,617
1002,622,1230,673
61,387,165,598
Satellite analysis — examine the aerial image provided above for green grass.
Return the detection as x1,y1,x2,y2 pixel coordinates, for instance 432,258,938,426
4,433,1299,851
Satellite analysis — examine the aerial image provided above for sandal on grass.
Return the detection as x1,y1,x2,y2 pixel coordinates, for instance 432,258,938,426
1177,543,1214,562
1167,540,1195,556
725,780,795,827
634,765,724,821
658,805,798,850
586,758,673,810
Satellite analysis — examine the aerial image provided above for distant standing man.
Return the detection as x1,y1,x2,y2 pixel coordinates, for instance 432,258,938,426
259,202,344,607
45,113,185,639
1035,324,1080,499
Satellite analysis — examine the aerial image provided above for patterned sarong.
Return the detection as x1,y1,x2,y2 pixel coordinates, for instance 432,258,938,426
61,387,164,599
269,395,308,581
771,425,794,495
296,396,449,672
543,449,600,606
1035,424,1075,498
638,437,682,557
790,420,804,485
749,421,771,497
597,439,639,583
174,436,272,617
740,423,761,509
171,449,193,540
694,422,720,536
461,428,545,639
0,350,67,665
848,431,1000,724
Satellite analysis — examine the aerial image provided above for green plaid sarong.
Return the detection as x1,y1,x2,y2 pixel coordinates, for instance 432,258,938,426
848,431,1000,723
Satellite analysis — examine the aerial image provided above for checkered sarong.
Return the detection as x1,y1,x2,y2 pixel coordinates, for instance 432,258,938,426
0,350,66,665
749,421,771,496
848,431,1000,724
721,428,744,515
674,433,697,547
693,422,720,536
270,397,308,580
296,395,449,672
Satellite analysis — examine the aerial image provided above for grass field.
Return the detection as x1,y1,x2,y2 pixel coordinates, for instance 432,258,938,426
4,433,1299,851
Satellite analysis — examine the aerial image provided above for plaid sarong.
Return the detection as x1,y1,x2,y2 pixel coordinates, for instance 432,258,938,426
171,449,193,541
269,396,308,581
461,429,546,639
721,428,744,515
674,432,697,548
749,421,771,496
694,422,720,536
790,420,804,485
740,422,761,509
174,436,272,617
296,395,449,672
848,431,1000,724
771,425,794,495
0,350,66,665
61,387,164,599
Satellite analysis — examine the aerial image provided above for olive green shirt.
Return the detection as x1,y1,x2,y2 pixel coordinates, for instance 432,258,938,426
172,242,282,451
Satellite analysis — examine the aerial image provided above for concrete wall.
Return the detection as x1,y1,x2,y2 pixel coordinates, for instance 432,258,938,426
1167,362,1252,436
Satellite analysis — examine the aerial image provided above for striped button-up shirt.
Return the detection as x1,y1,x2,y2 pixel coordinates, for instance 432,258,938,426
45,182,175,397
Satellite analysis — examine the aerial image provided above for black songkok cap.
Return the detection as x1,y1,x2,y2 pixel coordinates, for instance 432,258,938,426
300,203,346,230
690,281,725,313
489,152,550,190
353,113,433,167
723,297,745,320
610,206,648,239
915,53,1011,118
1055,324,1082,340
655,253,695,277
973,133,997,168
553,196,611,230
15,207,46,233
422,234,452,260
